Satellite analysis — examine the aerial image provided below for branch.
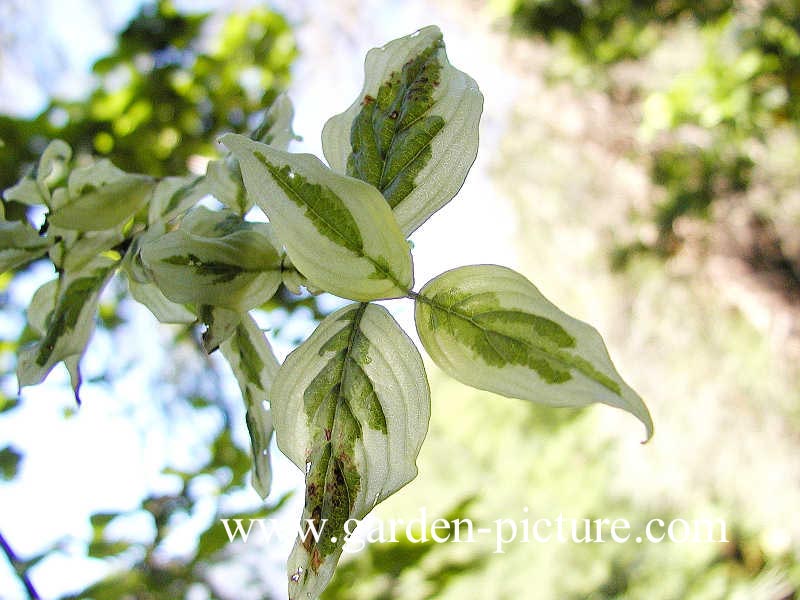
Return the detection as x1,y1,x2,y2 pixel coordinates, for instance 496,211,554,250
0,531,40,600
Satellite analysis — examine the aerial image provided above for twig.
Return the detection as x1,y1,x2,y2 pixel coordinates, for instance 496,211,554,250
0,531,40,600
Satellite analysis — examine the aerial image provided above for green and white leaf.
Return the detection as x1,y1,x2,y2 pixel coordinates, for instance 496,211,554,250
48,160,155,231
220,313,280,499
200,305,241,353
120,223,194,323
17,255,116,389
321,25,483,236
222,134,413,301
251,92,299,149
147,175,207,224
281,255,321,296
206,94,298,215
272,303,430,599
414,265,653,440
0,219,50,273
140,209,282,310
36,139,72,206
61,230,126,273
3,173,46,207
205,157,249,215
127,278,196,324
26,279,59,336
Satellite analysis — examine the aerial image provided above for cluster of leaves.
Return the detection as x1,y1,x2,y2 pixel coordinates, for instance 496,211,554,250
500,0,800,262
0,0,296,190
501,0,732,64
2,26,652,599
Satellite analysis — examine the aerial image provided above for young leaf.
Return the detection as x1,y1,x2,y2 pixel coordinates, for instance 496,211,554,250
221,134,413,301
321,25,483,236
220,314,280,499
206,94,298,215
251,92,300,149
271,303,430,599
200,305,241,353
127,278,196,325
17,256,116,389
205,157,249,215
147,175,207,224
36,139,72,206
140,210,282,311
281,255,322,296
414,265,653,440
48,166,155,231
121,224,196,324
3,173,46,206
0,220,50,273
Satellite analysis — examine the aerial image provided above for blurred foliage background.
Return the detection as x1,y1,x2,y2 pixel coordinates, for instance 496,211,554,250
2,0,800,599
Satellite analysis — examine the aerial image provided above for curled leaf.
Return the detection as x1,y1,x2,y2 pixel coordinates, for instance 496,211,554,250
322,26,483,236
414,265,653,441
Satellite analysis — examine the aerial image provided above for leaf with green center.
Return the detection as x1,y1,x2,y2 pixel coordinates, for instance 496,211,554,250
221,134,413,302
122,224,196,324
200,305,241,353
48,162,155,231
147,175,207,224
0,219,51,274
322,25,483,236
414,265,653,441
140,209,282,311
17,255,117,389
36,139,72,206
3,173,46,207
251,92,299,149
207,94,298,215
271,303,429,599
220,314,280,499
205,157,249,215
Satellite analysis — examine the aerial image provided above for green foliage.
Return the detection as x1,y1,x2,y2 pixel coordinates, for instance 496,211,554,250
500,0,732,65
2,24,653,600
0,0,295,191
499,0,800,261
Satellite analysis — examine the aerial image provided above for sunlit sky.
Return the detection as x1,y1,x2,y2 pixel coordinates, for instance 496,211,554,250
0,1,520,598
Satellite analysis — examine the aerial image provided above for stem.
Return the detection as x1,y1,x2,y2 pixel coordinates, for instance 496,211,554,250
406,290,420,300
0,532,40,600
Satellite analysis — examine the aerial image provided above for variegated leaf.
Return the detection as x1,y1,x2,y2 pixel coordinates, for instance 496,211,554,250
272,303,430,599
17,256,117,389
121,224,196,325
200,305,241,353
207,94,298,215
281,255,321,296
36,140,72,206
2,173,46,207
251,92,299,149
147,175,207,224
321,26,483,236
140,208,282,310
221,134,413,301
220,314,280,499
205,157,249,215
48,160,154,231
127,278,196,325
0,219,50,274
414,265,653,440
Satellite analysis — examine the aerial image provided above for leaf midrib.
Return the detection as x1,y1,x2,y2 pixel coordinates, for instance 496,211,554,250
376,52,441,194
268,165,405,291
